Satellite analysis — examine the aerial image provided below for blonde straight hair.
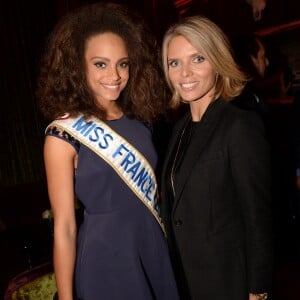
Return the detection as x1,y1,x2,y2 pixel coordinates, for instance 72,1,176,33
162,16,248,108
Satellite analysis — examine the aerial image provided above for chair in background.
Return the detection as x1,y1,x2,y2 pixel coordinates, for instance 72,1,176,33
4,261,56,300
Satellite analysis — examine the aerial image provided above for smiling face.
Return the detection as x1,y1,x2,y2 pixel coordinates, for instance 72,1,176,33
85,32,129,107
167,35,216,105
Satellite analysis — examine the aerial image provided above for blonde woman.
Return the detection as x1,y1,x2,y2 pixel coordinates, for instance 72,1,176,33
160,16,273,300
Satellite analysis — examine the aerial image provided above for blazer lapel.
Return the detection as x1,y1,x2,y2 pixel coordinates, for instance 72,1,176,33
173,100,226,207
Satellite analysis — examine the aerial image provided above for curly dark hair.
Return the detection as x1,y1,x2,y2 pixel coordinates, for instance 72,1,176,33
36,2,170,123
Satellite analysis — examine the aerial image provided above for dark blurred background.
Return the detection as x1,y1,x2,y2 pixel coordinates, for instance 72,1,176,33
1,0,300,298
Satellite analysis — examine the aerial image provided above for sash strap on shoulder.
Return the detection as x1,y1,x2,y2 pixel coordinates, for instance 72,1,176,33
46,114,166,235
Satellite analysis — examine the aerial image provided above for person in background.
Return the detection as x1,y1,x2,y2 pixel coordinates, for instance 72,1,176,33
36,2,179,300
160,15,273,300
230,33,270,118
232,33,297,257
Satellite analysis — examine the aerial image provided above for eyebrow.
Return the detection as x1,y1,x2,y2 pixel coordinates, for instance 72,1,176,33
90,56,129,62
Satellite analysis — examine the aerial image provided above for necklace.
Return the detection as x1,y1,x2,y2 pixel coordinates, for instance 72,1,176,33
170,118,191,198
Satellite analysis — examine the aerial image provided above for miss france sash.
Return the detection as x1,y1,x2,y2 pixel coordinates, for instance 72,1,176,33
46,114,165,234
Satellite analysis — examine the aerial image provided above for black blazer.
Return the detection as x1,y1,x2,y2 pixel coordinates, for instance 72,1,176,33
161,99,273,300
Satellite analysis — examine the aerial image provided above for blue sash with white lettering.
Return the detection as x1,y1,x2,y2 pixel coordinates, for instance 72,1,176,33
47,114,165,235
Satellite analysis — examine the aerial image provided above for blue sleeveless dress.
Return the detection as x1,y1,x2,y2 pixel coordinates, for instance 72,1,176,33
46,115,179,300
